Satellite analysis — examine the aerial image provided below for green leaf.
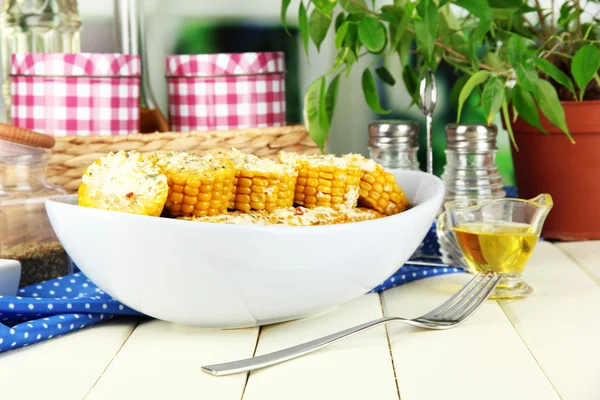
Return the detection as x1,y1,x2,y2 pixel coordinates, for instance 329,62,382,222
402,67,419,106
362,68,391,114
299,2,310,57
345,24,359,56
512,84,547,134
457,70,490,122
379,5,402,24
340,0,367,13
455,0,491,20
310,9,332,51
450,74,469,111
489,0,524,7
515,64,539,96
473,19,492,46
392,1,415,50
572,44,600,101
534,58,577,100
325,74,341,123
506,34,527,66
376,66,396,86
535,80,573,142
312,0,337,16
357,17,387,53
335,21,350,49
484,52,504,70
281,0,293,34
334,12,346,30
303,77,327,151
501,98,518,150
414,0,438,66
481,78,505,124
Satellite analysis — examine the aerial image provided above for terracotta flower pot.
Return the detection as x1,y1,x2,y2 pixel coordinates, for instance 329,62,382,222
510,100,600,241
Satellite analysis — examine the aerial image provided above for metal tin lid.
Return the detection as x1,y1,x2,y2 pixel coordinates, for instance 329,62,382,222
368,120,419,149
445,124,498,152
10,53,141,77
166,52,285,78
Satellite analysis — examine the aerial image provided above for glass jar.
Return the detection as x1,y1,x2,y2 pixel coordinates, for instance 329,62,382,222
0,138,70,287
0,0,81,121
368,120,420,171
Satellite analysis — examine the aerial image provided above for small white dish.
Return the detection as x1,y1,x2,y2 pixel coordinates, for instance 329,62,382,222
45,170,444,329
0,259,21,296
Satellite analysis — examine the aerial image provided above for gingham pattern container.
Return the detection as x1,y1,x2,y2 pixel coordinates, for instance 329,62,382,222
166,52,286,132
10,53,141,136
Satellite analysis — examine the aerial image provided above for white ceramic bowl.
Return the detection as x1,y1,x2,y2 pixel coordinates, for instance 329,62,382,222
45,170,444,328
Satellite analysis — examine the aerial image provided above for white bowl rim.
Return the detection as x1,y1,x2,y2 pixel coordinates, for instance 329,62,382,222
45,170,444,233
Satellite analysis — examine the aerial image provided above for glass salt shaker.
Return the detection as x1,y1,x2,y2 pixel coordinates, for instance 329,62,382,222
368,120,420,171
0,138,71,287
437,123,506,267
441,124,506,203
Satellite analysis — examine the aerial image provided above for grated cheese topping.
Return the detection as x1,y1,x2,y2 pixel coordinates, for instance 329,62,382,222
82,150,165,199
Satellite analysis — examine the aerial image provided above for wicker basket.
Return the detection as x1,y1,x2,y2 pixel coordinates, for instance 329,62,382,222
47,124,319,192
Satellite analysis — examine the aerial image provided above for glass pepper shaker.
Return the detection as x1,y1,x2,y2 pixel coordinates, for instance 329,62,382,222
368,120,420,171
437,123,506,267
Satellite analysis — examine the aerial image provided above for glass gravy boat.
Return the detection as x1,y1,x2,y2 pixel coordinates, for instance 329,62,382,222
436,194,553,299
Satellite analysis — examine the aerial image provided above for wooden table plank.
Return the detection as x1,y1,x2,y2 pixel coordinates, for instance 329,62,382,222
500,241,600,400
242,293,399,400
87,319,259,400
556,241,600,285
0,318,138,399
382,273,560,400
515,241,598,296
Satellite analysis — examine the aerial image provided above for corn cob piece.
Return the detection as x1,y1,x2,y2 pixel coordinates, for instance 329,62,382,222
78,150,168,217
208,148,298,212
343,154,409,215
150,151,235,218
342,207,385,223
278,152,363,210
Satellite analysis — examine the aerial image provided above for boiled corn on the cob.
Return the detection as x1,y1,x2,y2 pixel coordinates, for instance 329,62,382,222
343,154,409,215
78,150,168,217
209,148,298,212
278,151,362,210
150,151,235,218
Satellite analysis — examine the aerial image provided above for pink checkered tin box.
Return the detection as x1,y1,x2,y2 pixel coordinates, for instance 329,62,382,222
166,52,286,132
10,53,141,136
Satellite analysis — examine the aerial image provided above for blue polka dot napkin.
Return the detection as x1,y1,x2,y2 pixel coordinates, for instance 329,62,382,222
0,273,142,352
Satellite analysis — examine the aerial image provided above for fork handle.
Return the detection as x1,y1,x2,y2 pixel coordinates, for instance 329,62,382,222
201,316,397,376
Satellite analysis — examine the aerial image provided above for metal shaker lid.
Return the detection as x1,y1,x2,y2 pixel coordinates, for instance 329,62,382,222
368,120,419,149
445,124,498,152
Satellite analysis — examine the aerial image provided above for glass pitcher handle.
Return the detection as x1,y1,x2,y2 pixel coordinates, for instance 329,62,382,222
435,211,470,271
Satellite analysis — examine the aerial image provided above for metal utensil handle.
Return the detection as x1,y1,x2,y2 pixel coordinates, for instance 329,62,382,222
419,70,437,175
201,317,396,376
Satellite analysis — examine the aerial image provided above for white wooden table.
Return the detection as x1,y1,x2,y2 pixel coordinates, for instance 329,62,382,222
2,240,600,400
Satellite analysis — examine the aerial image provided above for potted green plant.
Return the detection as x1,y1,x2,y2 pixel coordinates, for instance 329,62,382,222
282,0,600,240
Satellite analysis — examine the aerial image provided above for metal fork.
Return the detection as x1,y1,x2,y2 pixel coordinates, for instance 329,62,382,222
201,272,500,376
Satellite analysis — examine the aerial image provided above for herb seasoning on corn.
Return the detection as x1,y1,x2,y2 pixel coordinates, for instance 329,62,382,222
278,152,362,210
208,148,298,212
150,151,235,218
343,154,410,215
